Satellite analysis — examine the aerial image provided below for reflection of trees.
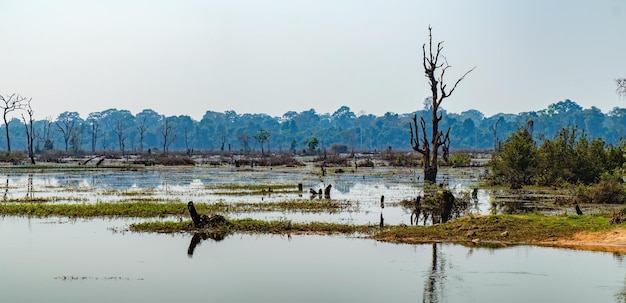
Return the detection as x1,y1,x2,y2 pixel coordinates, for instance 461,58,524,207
423,243,446,303
3,175,8,201
488,189,549,215
26,174,33,198
404,186,470,225
187,232,227,258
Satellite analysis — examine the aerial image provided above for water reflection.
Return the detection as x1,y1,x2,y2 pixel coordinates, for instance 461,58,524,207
187,232,227,257
1,216,625,302
423,243,446,303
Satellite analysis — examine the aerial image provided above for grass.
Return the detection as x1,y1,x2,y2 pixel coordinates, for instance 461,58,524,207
0,200,356,217
129,218,376,235
372,213,614,245
127,213,617,242
208,183,302,195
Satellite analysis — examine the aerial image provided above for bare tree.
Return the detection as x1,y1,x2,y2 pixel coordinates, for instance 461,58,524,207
219,133,226,152
137,116,147,153
238,134,251,155
410,26,475,183
40,116,54,151
88,121,100,153
21,98,35,164
0,94,27,151
161,118,175,154
113,119,125,155
490,116,504,151
617,78,626,97
56,114,76,152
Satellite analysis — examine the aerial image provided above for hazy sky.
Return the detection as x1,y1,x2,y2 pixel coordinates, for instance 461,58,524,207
1,0,625,121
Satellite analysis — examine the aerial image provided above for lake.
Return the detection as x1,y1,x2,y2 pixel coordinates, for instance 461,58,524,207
1,216,625,302
1,166,625,302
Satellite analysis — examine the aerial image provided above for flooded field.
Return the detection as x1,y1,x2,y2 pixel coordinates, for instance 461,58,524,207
2,165,625,302
0,166,602,225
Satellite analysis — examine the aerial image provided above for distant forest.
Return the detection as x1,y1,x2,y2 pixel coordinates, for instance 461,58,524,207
1,99,625,154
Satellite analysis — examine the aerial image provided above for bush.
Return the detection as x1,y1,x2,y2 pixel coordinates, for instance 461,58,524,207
329,143,348,154
0,151,26,164
589,173,626,204
450,152,471,167
154,155,195,166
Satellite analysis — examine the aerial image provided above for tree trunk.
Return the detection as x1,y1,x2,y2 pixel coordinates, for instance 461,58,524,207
424,166,437,183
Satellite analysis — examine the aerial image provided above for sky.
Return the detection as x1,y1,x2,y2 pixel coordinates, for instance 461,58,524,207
1,0,625,121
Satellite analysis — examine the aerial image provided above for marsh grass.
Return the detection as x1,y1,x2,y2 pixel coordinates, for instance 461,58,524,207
129,218,376,234
373,213,614,244
2,196,87,203
101,188,157,196
0,200,356,217
208,183,301,195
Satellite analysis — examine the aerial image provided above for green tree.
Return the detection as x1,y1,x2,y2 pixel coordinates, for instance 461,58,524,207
304,137,319,155
489,127,537,187
253,129,271,155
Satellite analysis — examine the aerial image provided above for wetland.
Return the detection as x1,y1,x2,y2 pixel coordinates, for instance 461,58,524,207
2,162,626,302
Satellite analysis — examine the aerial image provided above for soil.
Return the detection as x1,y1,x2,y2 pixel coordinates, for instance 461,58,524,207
545,228,626,254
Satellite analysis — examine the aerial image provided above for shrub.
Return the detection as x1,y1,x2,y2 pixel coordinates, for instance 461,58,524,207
450,152,471,167
0,151,26,164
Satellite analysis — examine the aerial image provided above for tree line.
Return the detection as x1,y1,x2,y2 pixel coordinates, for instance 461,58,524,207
0,98,625,156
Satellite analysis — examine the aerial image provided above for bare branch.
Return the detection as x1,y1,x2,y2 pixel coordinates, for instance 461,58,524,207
617,78,626,97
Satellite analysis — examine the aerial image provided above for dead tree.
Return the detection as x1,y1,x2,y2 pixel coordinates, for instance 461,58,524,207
187,201,228,228
137,116,147,153
410,26,475,183
113,119,125,155
0,94,26,151
88,121,100,153
21,98,35,164
617,78,626,97
161,118,175,154
490,116,503,151
56,116,76,152
324,184,332,199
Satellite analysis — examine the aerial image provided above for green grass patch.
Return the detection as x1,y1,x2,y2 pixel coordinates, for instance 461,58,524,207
372,213,614,244
129,218,376,234
0,200,355,217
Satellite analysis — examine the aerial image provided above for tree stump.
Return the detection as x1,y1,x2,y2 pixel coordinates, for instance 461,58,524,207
187,201,229,228
324,184,332,199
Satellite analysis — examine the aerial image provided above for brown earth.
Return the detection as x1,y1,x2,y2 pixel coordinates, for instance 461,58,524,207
544,228,626,253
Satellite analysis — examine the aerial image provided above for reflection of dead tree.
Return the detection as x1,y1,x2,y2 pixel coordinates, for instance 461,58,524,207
187,232,227,257
406,188,468,225
3,176,8,201
422,243,446,303
26,174,33,198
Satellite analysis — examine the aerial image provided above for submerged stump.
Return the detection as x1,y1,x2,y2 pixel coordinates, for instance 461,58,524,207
187,201,229,228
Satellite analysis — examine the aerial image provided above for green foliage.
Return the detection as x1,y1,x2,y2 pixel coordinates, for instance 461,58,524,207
491,126,626,188
575,171,626,204
304,137,319,154
489,128,537,186
536,127,625,186
450,152,471,167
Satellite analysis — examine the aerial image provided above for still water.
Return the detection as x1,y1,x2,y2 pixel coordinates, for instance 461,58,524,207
1,217,625,303
0,167,495,225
